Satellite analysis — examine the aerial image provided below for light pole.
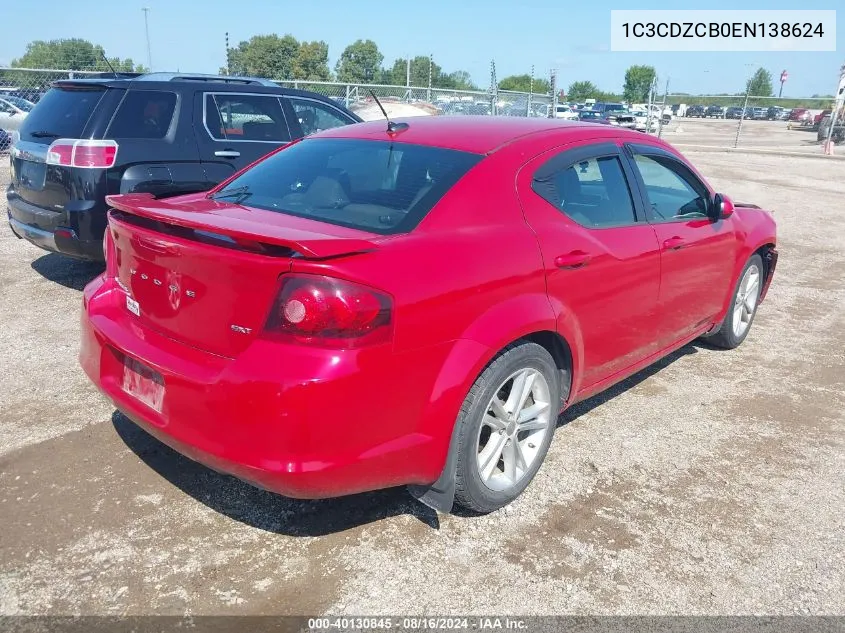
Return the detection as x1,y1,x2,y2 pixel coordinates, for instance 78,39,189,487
142,7,152,70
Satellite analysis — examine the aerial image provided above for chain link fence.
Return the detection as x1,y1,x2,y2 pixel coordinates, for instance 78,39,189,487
654,93,841,153
2,67,841,154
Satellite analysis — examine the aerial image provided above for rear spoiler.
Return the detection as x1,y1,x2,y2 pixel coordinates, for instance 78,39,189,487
105,193,379,259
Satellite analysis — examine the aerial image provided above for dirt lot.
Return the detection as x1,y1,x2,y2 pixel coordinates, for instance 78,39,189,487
0,149,843,617
662,116,831,154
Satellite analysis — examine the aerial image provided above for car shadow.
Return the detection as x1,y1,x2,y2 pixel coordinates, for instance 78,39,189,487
557,343,699,426
30,253,104,291
113,342,707,531
111,411,440,536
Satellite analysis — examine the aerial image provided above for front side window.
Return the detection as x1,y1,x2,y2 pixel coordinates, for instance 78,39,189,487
632,154,709,221
533,155,637,228
210,138,482,234
107,90,177,139
288,97,353,136
204,94,290,142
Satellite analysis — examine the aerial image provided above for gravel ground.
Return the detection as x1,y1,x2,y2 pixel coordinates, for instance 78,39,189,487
0,149,843,617
662,117,832,154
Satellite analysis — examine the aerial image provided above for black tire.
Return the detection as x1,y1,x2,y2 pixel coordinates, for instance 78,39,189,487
706,254,764,349
453,341,561,513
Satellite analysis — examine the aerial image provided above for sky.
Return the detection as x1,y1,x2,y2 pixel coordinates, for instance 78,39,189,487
1,0,842,97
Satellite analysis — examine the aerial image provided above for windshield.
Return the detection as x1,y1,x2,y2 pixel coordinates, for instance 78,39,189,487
212,138,483,235
579,111,601,119
19,86,107,142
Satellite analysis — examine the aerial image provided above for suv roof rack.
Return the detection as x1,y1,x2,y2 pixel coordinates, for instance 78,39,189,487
134,72,278,87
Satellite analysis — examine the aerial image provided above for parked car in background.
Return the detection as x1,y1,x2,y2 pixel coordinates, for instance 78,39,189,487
554,104,579,120
788,108,813,124
766,106,789,120
629,109,658,132
577,109,603,122
705,105,725,118
80,116,778,514
592,102,627,115
0,95,34,135
750,107,768,120
0,128,12,152
812,109,832,130
7,72,361,261
725,106,744,119
686,105,706,118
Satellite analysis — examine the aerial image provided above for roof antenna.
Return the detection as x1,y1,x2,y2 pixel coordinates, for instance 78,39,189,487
368,90,409,135
100,50,119,78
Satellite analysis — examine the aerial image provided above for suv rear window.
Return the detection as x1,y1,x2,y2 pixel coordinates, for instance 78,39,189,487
210,138,482,234
107,90,177,139
19,87,106,142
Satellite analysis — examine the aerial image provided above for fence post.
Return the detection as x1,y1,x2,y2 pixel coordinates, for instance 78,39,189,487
427,54,432,103
657,78,669,139
527,65,534,117
345,84,351,108
734,89,750,148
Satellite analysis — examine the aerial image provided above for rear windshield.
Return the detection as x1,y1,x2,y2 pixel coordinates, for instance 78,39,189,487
211,138,483,235
19,86,106,142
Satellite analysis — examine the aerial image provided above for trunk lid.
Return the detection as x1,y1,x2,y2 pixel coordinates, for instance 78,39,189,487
106,193,379,358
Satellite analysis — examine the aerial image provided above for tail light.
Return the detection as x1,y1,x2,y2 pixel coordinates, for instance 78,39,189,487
264,274,392,347
46,139,118,169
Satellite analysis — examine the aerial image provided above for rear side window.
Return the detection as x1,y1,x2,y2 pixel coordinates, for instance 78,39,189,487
204,94,290,142
211,138,482,234
19,87,106,141
533,156,637,228
107,90,177,139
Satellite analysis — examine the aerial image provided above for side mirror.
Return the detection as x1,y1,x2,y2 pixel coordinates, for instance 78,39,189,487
712,193,734,220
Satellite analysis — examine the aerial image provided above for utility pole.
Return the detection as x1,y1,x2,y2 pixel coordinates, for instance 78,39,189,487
225,32,230,75
142,7,152,70
550,68,557,118
406,57,411,88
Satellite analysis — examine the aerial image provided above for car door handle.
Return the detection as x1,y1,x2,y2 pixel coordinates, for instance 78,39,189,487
214,150,241,158
662,236,686,251
554,251,591,269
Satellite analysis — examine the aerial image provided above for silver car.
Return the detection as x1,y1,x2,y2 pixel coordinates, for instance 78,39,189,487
0,96,34,142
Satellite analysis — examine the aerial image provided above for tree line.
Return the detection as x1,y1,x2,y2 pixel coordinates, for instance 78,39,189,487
4,38,798,103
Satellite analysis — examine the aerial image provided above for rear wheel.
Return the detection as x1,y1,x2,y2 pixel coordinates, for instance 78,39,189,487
453,342,560,513
707,254,764,349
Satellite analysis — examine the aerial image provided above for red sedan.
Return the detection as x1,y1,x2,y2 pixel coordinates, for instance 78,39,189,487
80,117,777,514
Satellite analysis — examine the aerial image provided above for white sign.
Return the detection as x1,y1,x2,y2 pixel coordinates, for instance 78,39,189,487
610,10,836,52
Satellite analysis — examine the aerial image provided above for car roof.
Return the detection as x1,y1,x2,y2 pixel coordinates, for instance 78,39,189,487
309,115,642,154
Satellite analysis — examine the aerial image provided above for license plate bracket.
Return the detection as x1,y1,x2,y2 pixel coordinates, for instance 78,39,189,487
121,356,165,413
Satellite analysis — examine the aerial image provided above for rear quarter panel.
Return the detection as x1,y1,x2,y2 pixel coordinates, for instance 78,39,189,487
292,146,555,475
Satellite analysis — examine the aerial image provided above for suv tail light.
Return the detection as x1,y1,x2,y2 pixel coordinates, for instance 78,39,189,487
46,139,118,169
264,274,392,347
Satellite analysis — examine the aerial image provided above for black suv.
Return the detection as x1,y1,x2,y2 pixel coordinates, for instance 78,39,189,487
7,73,361,261
705,105,725,118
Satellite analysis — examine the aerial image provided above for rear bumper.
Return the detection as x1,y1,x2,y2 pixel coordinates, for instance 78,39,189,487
7,192,105,261
80,276,450,499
